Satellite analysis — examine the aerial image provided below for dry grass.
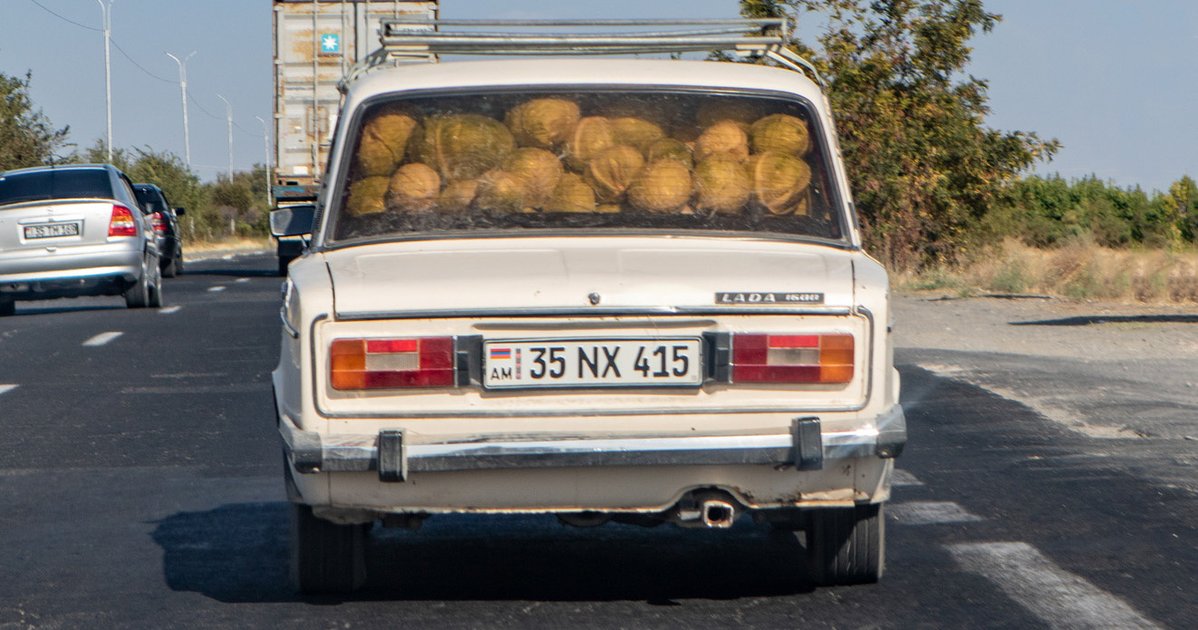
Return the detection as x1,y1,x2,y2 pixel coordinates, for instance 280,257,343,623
186,236,274,253
897,239,1198,304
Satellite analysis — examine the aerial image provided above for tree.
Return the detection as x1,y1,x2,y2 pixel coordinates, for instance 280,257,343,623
0,71,70,170
1168,175,1198,243
741,0,1058,268
209,165,272,236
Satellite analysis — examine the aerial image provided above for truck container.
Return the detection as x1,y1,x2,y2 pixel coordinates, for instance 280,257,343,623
272,1,438,204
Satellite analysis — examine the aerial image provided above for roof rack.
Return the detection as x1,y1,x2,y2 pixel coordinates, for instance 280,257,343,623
342,18,823,90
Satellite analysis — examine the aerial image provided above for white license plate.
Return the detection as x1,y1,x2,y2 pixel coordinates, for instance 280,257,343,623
24,222,80,239
483,338,703,390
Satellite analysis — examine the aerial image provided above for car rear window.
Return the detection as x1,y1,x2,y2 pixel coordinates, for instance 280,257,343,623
0,169,114,206
134,187,167,214
328,89,847,245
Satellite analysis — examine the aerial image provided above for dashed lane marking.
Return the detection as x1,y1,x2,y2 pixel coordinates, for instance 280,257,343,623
234,278,250,284
207,286,226,293
889,501,983,525
892,469,924,486
82,332,123,347
159,306,182,314
0,384,17,396
949,542,1161,629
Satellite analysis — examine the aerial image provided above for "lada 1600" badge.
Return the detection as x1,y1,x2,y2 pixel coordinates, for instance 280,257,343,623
716,292,825,305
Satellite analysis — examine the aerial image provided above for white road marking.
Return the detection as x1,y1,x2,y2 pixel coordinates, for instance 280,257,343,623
949,542,1161,629
889,501,982,525
159,306,182,314
0,384,17,396
207,286,226,293
221,254,234,260
82,332,123,347
892,469,924,486
234,278,250,284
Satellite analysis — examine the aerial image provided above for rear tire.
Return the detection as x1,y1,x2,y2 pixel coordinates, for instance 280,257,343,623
290,503,368,594
806,504,884,586
0,298,14,317
124,263,151,309
148,264,164,308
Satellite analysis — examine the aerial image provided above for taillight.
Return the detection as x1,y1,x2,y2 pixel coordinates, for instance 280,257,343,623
330,337,455,390
107,205,137,237
731,333,854,384
150,212,167,234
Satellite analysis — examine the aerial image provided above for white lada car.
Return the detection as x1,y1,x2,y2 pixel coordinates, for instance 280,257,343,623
273,19,905,593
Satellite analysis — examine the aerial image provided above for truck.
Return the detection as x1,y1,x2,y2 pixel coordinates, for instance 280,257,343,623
272,17,905,594
271,0,438,205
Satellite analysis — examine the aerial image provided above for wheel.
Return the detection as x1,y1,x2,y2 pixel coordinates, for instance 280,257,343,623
124,262,151,309
0,298,14,317
806,504,884,586
290,503,368,594
148,264,164,308
162,255,179,278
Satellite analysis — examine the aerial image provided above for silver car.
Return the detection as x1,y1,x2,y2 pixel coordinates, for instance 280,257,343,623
0,164,162,316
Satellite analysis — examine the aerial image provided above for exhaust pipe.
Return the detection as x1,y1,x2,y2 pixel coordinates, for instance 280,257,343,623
672,490,740,529
700,498,736,529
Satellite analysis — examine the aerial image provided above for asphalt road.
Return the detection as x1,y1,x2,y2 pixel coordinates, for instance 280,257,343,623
0,251,1194,629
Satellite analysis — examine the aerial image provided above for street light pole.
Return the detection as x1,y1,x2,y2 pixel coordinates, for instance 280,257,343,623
165,51,196,168
216,94,234,180
255,115,272,205
96,0,114,162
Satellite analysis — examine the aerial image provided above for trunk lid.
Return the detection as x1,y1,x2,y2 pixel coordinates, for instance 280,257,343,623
313,236,870,421
325,236,854,317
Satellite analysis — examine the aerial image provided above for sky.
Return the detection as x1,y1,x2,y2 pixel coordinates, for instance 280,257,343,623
0,0,1194,193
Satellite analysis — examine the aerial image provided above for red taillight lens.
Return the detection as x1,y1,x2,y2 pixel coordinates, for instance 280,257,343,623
150,212,167,234
108,205,137,237
330,337,455,390
732,333,854,384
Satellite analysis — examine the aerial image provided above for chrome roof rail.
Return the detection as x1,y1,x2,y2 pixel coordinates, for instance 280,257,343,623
341,18,824,91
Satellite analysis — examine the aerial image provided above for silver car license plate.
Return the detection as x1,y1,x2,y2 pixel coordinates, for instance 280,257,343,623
23,222,81,239
483,338,703,390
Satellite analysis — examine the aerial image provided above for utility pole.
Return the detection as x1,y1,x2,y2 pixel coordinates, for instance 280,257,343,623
165,51,196,168
96,0,114,162
255,116,272,205
217,94,234,180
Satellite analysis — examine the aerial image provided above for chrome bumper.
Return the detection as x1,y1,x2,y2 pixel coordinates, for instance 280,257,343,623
280,405,906,482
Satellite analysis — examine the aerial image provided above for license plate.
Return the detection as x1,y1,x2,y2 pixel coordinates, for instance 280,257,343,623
483,338,703,390
23,222,80,239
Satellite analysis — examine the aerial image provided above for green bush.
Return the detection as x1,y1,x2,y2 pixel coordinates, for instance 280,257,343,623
984,175,1196,250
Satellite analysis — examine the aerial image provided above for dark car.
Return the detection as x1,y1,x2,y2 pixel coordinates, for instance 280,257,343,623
133,184,185,277
0,164,162,314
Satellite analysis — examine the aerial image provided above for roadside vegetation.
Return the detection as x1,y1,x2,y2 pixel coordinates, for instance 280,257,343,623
3,3,1196,302
897,239,1198,303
